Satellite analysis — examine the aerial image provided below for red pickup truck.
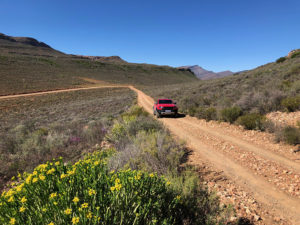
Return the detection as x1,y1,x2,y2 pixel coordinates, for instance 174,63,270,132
153,99,178,118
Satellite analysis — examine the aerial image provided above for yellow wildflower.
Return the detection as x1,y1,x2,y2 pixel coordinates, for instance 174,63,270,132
32,177,38,183
42,208,47,212
86,211,92,219
54,202,58,205
5,189,15,197
81,202,88,208
110,186,115,191
49,193,57,199
9,218,16,225
36,164,48,172
1,191,6,197
20,196,27,203
25,174,33,184
94,161,99,166
19,206,26,213
115,183,122,191
48,222,54,225
60,174,67,179
115,178,120,183
134,175,141,180
176,195,181,200
88,189,96,196
33,171,37,175
67,168,76,176
166,181,171,185
64,208,72,215
16,183,24,192
8,196,14,203
72,217,79,224
55,161,60,166
149,173,154,178
72,197,79,204
11,176,15,181
39,174,46,181
47,168,55,175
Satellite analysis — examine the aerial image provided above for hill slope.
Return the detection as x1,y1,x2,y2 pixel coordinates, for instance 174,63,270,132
0,33,196,95
144,49,300,116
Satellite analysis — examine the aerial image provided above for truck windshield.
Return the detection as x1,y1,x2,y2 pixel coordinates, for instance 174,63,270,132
158,100,172,104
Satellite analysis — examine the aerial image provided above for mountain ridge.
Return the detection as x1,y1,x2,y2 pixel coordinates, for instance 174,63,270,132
178,65,234,80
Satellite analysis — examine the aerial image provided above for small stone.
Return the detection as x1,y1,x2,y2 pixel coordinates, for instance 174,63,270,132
253,214,261,221
230,216,237,222
274,216,281,222
246,208,251,214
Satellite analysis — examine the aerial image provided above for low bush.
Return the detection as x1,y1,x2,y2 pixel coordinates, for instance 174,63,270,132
290,51,300,58
282,126,300,145
0,151,193,225
236,113,266,131
281,96,300,112
276,57,286,63
220,106,242,123
107,106,186,175
193,107,217,121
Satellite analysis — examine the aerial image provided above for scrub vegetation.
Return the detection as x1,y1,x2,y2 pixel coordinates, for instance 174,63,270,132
0,106,230,225
0,38,196,96
0,88,135,190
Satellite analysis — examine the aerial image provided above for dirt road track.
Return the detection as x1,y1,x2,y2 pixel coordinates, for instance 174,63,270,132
1,83,300,224
0,85,127,100
130,86,300,225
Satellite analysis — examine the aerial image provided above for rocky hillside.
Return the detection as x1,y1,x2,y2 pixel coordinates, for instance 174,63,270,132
178,65,234,80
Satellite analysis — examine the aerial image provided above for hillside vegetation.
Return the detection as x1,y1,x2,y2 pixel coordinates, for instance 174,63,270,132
0,34,196,96
0,88,135,189
143,50,300,126
0,106,230,225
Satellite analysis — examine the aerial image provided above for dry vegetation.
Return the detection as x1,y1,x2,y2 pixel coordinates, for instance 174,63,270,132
0,87,135,189
0,38,196,96
142,52,300,144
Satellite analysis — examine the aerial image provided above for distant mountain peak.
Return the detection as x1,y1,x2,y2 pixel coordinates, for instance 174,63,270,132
178,65,233,80
0,33,52,48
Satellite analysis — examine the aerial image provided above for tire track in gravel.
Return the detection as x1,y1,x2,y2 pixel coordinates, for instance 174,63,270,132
130,86,300,225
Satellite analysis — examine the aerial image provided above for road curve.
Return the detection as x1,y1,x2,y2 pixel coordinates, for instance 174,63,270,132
129,86,300,225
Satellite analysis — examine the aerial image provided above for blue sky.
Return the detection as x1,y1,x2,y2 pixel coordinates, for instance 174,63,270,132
0,0,299,72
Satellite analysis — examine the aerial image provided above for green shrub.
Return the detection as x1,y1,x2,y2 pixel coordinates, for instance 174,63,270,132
194,107,217,121
108,107,186,175
276,57,286,63
0,151,188,225
291,51,300,58
281,96,300,112
204,107,217,121
220,106,242,123
282,126,300,145
237,113,266,130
